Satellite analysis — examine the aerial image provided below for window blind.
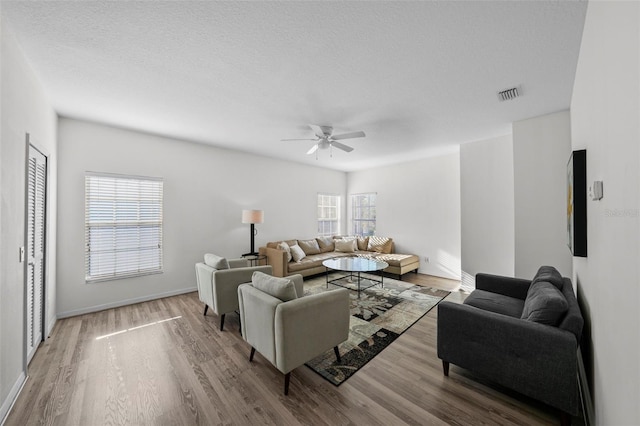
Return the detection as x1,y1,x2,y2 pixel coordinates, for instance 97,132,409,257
85,172,163,283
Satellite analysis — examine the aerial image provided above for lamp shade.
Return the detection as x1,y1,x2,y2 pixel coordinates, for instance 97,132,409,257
242,209,264,224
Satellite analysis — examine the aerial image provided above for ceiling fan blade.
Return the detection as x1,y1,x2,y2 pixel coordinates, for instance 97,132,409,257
330,130,366,140
281,138,318,141
308,124,332,138
306,144,319,155
331,141,354,152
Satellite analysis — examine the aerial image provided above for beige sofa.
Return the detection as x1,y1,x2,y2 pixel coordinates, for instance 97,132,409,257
258,235,420,280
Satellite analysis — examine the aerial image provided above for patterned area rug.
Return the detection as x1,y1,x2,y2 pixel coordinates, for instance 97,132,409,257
304,273,450,386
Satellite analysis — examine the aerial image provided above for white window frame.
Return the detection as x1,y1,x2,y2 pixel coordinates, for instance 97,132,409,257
85,172,163,283
317,193,341,236
351,193,377,236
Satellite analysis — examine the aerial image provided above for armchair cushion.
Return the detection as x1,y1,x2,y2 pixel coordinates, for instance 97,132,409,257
464,289,525,318
521,281,568,325
531,265,564,290
252,271,298,302
204,253,229,270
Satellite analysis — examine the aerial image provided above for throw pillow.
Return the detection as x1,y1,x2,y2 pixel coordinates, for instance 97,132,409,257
531,265,564,290
316,236,335,253
290,244,306,262
252,271,298,302
521,281,568,326
367,236,393,254
204,253,229,270
335,239,356,253
277,241,292,262
298,239,321,255
356,236,369,251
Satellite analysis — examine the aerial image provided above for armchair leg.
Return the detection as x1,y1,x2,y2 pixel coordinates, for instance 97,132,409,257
284,372,291,395
249,347,256,362
203,304,208,316
219,314,225,331
442,360,449,376
334,346,341,363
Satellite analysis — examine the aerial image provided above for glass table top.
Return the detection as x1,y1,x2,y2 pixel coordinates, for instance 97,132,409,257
322,256,389,272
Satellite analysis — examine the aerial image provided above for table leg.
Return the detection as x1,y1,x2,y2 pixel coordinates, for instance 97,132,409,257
357,271,361,298
326,267,329,288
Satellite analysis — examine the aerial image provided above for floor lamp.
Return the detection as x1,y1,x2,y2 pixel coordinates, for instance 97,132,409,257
242,209,264,256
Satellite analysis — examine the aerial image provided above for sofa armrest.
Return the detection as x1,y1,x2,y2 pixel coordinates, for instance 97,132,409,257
260,246,287,277
274,288,350,374
238,283,281,365
475,273,531,300
438,301,580,414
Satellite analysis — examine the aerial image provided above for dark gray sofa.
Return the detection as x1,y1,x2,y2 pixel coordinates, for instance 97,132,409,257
437,267,583,424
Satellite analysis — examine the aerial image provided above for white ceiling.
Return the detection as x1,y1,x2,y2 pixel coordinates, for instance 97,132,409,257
2,1,587,172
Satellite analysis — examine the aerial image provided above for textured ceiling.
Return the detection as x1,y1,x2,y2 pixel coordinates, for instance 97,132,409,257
2,1,587,171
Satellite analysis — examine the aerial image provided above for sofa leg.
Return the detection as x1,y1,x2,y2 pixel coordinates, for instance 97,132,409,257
203,304,208,316
560,411,571,426
334,346,341,363
219,314,225,331
284,372,291,395
249,347,256,362
442,360,449,377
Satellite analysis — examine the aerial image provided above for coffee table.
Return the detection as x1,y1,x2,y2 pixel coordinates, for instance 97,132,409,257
322,257,389,298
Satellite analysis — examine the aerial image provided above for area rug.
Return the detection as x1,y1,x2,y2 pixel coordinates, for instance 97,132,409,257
304,273,450,386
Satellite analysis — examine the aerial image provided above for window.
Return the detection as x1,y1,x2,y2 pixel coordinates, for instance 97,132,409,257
351,193,376,236
317,193,340,236
85,172,163,283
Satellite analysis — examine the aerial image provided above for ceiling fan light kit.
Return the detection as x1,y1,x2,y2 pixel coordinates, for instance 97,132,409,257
282,124,366,159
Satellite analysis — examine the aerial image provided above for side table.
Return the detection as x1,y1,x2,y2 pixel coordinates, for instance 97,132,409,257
242,254,267,267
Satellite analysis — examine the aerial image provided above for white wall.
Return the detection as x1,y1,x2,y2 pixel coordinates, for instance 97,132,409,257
0,17,58,422
570,2,640,424
56,118,346,317
347,152,461,280
512,110,572,279
460,135,514,290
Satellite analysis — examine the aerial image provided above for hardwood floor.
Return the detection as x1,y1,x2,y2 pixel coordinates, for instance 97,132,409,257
5,273,579,425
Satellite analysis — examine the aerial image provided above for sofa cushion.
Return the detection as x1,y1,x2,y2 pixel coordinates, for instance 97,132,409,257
521,281,568,325
316,237,335,253
298,239,321,255
356,236,369,251
204,254,229,270
252,271,298,302
335,239,356,253
277,241,292,262
464,289,525,318
531,265,564,290
290,244,306,262
368,236,393,254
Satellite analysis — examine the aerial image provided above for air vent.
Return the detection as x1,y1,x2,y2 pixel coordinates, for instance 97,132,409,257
497,86,521,102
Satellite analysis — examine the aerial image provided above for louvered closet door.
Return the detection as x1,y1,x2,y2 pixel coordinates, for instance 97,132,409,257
27,145,47,363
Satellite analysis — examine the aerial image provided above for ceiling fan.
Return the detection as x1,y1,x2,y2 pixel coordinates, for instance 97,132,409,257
281,124,366,157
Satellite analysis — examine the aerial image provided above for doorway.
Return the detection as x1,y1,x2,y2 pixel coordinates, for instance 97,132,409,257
26,140,47,363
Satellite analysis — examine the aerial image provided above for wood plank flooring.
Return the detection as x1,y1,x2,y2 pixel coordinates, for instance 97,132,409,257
5,273,580,425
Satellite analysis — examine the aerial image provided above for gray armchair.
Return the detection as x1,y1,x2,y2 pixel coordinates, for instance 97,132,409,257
437,267,583,424
195,253,272,330
238,272,350,395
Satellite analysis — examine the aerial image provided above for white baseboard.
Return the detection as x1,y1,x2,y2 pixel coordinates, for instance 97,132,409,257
57,286,197,319
47,315,56,337
1,372,26,426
